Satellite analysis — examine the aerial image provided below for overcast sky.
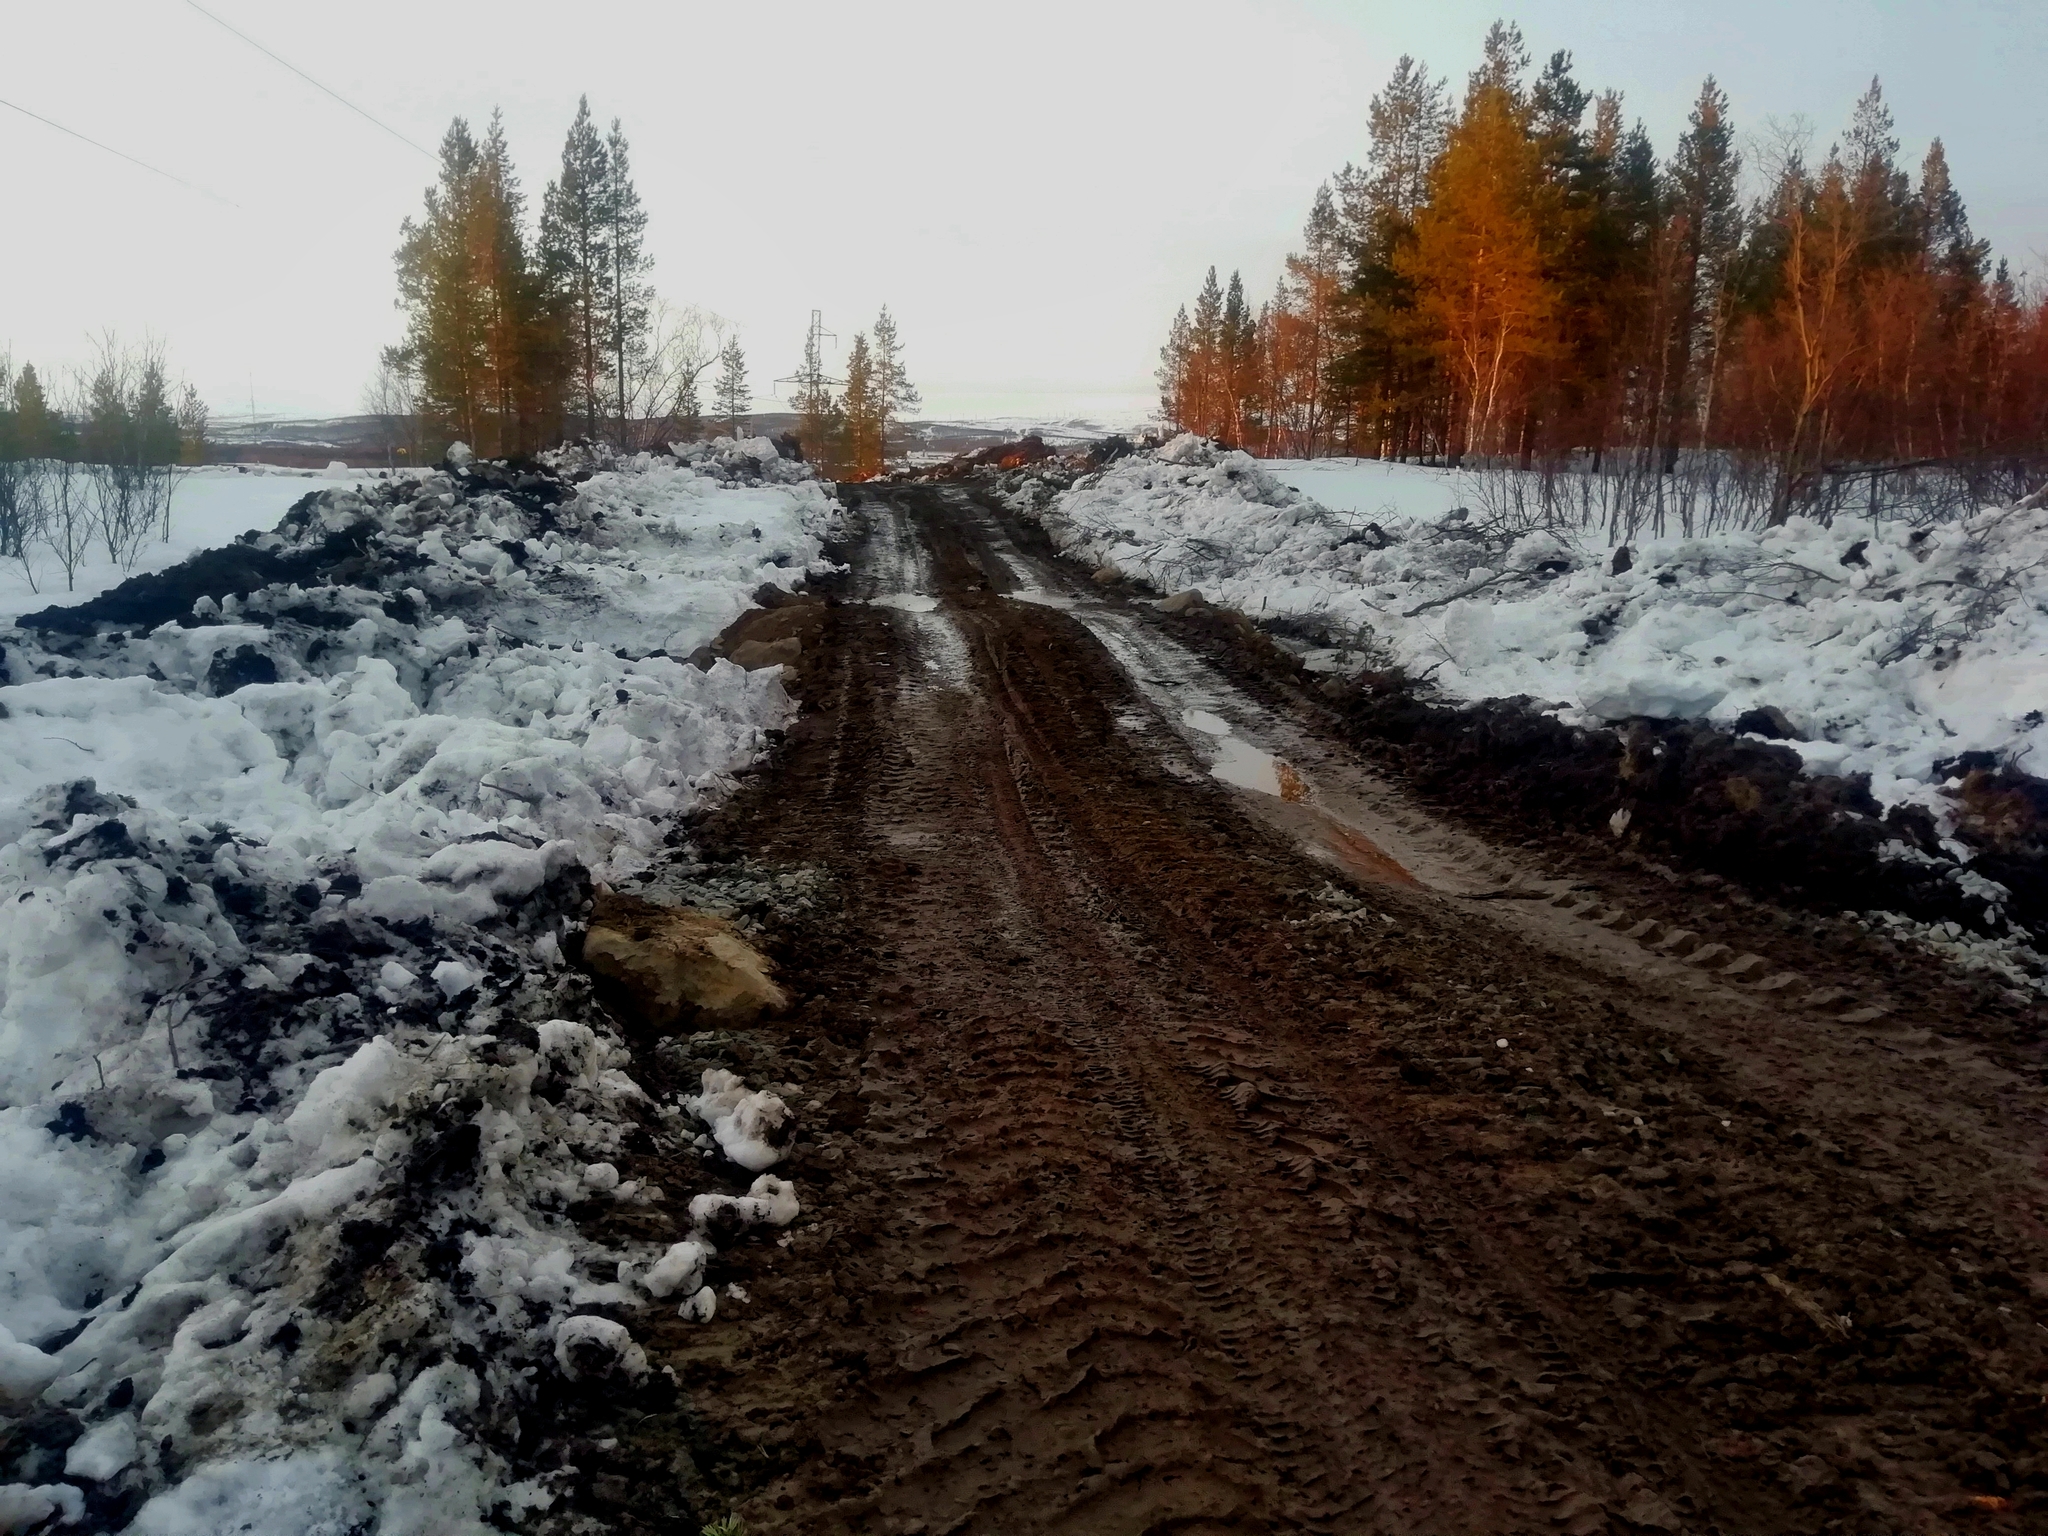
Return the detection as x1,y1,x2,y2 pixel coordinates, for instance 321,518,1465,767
5,1,2041,426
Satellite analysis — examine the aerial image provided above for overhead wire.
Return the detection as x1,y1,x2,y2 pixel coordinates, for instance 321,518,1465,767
0,94,242,207
181,0,436,162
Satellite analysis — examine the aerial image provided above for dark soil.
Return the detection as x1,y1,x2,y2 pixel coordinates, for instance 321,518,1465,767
558,485,2048,1535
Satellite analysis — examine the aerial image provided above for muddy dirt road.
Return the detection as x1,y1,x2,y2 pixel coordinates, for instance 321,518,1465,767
644,484,2048,1535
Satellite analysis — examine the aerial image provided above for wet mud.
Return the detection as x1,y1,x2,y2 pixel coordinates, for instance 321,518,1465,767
588,485,2048,1535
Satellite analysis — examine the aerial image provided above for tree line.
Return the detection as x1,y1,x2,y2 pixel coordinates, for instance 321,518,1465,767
389,100,720,459
0,339,208,591
386,101,917,479
786,307,920,479
1160,23,2048,528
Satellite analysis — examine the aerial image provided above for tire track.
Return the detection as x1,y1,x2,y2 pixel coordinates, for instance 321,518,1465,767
664,484,2048,1536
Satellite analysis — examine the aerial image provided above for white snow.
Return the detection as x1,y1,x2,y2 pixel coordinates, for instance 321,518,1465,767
0,1482,83,1532
1025,436,2048,827
63,1413,138,1480
0,464,367,625
639,1238,712,1300
0,444,841,1530
686,1067,794,1172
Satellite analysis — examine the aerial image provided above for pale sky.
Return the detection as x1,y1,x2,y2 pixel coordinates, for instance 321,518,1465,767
5,1,2042,425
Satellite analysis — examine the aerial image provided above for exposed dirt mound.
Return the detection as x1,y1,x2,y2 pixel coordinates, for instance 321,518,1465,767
1157,593,2048,948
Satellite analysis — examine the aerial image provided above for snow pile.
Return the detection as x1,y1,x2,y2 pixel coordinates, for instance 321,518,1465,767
1026,436,2048,822
684,1067,794,1173
0,447,836,1529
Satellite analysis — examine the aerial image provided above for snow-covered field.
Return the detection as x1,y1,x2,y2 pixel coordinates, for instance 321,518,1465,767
1017,437,2048,828
0,465,373,626
0,440,834,1530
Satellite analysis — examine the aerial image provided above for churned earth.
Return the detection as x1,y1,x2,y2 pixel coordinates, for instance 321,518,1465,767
598,481,2048,1536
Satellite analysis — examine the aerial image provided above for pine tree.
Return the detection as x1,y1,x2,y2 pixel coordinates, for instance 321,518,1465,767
175,383,209,467
840,333,880,478
396,113,564,458
1191,267,1225,437
1332,55,1450,458
1658,76,1742,466
1283,186,1346,454
713,338,751,437
675,371,703,444
12,364,54,460
1845,78,1913,258
601,117,652,438
1918,139,1988,288
539,98,611,438
1401,55,1554,457
1158,305,1193,429
1468,21,1530,107
1221,272,1254,445
1358,55,1450,228
870,306,918,466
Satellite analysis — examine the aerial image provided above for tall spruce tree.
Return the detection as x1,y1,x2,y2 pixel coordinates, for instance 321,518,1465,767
1918,139,1988,289
1158,306,1193,428
713,338,751,437
396,113,564,457
601,118,652,437
870,306,918,466
841,334,879,478
1658,77,1742,467
539,98,611,438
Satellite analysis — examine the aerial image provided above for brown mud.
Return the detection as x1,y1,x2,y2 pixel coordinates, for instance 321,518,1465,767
586,484,2048,1535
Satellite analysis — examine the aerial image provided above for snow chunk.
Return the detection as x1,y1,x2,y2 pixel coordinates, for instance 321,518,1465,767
689,1174,800,1241
430,959,483,1000
552,1316,648,1383
0,1324,60,1403
685,1068,795,1171
126,1451,370,1535
678,1286,717,1323
1581,671,1727,722
0,1483,83,1531
64,1414,138,1480
641,1238,713,1300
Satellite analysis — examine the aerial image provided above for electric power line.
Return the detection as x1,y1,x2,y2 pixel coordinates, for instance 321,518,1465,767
182,0,435,161
0,95,241,207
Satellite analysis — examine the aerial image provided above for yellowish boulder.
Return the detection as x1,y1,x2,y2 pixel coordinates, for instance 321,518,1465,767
581,891,788,1029
728,636,801,671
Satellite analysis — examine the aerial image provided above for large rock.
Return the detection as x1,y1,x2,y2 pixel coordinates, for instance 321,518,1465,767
728,636,801,671
581,891,788,1029
1158,589,1205,613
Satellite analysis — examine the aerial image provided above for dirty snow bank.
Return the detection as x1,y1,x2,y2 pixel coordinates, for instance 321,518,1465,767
0,439,834,1530
1023,435,2048,827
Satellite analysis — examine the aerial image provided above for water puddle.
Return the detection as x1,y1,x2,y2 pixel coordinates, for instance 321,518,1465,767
1210,736,1285,796
1197,724,1310,804
872,593,939,613
1004,590,1073,610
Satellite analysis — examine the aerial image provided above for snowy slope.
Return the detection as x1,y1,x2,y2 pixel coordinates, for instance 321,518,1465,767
0,439,832,1531
1021,436,2048,830
0,465,374,626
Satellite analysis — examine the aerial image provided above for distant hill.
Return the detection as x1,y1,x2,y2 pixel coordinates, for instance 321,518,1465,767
205,412,1143,470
